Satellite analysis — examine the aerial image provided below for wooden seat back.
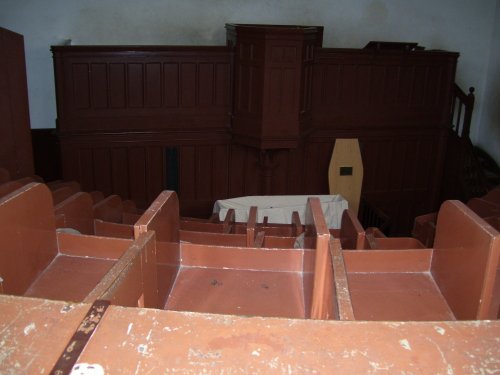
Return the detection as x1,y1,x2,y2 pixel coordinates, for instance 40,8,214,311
54,192,94,235
51,186,77,205
482,188,500,205
0,183,57,295
432,200,500,319
47,180,81,193
93,195,124,223
467,197,500,218
0,180,23,198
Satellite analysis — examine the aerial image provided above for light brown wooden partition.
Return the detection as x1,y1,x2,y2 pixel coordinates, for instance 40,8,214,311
134,190,180,308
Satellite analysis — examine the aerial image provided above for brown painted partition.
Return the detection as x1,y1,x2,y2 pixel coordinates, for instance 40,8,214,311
51,186,78,205
482,187,500,205
467,197,500,218
0,182,155,306
431,200,500,320
54,191,134,238
47,180,81,193
0,183,57,295
336,208,425,250
306,197,336,320
334,208,366,249
83,231,158,308
165,197,335,320
93,194,125,223
54,192,95,235
134,190,180,308
181,207,304,246
0,180,23,198
342,200,500,321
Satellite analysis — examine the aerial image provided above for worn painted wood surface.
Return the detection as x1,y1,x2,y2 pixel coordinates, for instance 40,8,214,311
1,295,498,373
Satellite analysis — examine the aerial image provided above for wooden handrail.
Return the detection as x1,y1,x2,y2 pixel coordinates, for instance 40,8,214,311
451,84,475,138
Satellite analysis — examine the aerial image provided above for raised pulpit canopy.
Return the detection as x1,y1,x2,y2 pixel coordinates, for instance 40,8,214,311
226,24,324,149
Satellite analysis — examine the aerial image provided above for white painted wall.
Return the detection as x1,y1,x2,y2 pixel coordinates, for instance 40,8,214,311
1,0,498,161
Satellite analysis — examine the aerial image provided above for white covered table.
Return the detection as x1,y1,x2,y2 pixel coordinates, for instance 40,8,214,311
213,195,348,229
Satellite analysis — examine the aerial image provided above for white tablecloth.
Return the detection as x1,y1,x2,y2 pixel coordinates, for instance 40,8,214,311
213,195,348,229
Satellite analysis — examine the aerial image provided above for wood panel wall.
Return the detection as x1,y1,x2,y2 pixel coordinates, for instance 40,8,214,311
0,27,34,178
52,43,458,235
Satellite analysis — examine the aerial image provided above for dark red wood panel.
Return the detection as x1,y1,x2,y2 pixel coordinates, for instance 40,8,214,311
90,63,108,108
78,149,94,191
72,64,90,109
146,146,164,203
199,63,214,107
128,147,147,208
109,63,126,108
93,148,112,196
145,63,162,108
52,41,459,235
164,63,179,107
111,147,130,199
180,63,196,107
127,63,144,108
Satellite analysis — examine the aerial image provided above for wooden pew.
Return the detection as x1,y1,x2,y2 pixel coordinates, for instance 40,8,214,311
0,182,157,307
0,180,24,198
412,188,500,247
335,208,425,250
180,206,304,248
54,191,134,238
341,200,500,320
83,231,158,308
93,194,142,225
148,194,335,319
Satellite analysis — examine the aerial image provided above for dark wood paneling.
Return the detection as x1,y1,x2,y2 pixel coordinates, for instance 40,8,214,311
31,129,61,182
52,41,459,235
312,49,457,129
52,46,232,133
0,27,34,178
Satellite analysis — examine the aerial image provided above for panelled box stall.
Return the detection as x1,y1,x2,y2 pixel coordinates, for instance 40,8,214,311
52,24,458,235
